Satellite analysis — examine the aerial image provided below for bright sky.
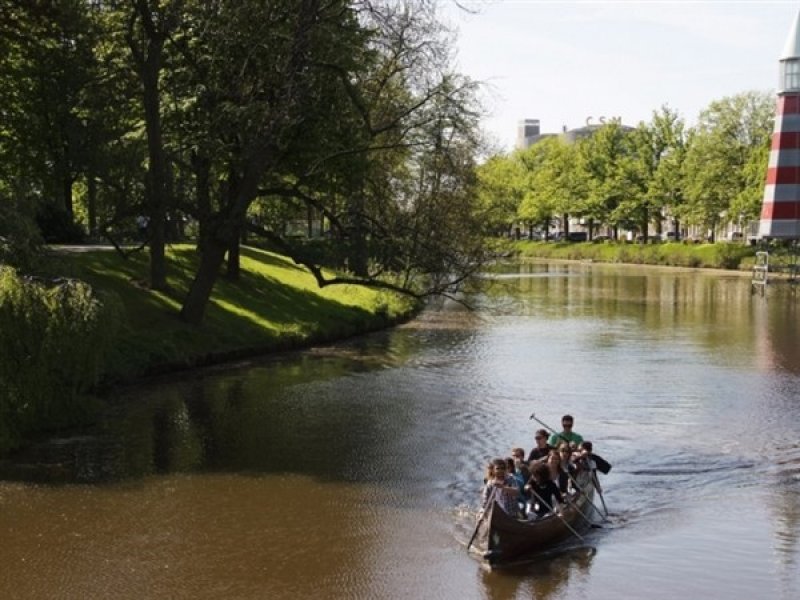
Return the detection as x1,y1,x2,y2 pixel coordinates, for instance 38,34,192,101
440,0,800,152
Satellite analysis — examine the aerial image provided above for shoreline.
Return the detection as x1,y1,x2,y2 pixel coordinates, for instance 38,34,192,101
98,304,421,396
521,255,800,281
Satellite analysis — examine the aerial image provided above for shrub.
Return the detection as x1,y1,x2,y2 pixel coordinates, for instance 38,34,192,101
0,199,43,270
0,267,122,453
35,203,86,243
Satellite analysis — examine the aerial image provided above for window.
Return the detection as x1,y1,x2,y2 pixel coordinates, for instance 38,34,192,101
781,60,800,91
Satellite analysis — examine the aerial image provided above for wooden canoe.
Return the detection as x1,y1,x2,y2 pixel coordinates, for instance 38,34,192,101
472,471,596,566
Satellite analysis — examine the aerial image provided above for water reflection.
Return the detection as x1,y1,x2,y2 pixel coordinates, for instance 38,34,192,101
478,547,595,600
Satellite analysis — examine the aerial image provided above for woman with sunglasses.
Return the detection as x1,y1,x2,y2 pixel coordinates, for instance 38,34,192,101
526,429,552,464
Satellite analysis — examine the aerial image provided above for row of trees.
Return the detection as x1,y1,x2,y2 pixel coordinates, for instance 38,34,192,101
0,0,489,324
478,91,774,242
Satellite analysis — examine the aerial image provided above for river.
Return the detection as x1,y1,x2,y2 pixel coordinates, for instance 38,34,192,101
1,261,799,599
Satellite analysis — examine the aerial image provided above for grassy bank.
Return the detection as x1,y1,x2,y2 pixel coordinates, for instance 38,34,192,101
47,244,420,384
511,240,759,270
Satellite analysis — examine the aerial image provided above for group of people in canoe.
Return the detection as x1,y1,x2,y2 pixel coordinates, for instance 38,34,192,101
480,415,607,521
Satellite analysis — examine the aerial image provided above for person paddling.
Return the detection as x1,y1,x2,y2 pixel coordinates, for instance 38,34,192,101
524,462,564,519
547,414,583,448
480,458,521,517
527,429,552,464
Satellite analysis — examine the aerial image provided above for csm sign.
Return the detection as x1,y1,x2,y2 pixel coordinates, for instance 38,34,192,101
585,116,622,126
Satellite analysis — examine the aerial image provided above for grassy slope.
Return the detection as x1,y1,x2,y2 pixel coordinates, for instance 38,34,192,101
46,245,419,383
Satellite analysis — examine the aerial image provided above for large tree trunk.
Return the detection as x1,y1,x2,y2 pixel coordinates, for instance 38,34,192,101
192,152,211,253
181,155,266,324
226,229,240,280
129,1,174,291
180,239,227,324
179,0,321,324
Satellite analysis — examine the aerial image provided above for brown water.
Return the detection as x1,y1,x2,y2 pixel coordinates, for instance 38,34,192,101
2,261,800,599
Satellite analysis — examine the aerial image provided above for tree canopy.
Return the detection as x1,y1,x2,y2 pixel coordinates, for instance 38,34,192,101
0,0,491,323
477,94,773,242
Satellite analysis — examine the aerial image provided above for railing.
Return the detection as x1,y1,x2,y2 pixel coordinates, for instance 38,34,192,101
752,251,768,296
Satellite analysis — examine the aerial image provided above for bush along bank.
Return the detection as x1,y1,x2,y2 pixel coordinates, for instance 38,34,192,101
0,246,420,455
0,266,121,453
511,240,758,270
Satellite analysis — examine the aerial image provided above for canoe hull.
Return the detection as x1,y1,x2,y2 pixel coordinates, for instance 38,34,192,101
473,473,596,566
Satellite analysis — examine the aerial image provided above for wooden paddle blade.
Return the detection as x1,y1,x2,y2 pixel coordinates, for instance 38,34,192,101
593,454,612,474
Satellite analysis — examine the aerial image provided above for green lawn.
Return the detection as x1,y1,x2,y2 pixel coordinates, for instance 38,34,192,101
45,245,419,383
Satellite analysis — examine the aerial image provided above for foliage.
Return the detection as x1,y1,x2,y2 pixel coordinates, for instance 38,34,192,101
681,91,773,237
1,1,489,325
477,93,772,243
0,193,43,270
477,153,525,235
512,240,756,270
518,137,581,233
35,202,87,243
0,266,122,453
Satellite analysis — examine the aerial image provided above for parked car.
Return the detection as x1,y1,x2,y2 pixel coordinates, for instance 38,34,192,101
567,231,588,242
662,231,679,242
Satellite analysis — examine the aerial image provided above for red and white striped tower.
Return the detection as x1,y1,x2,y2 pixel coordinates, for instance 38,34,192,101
759,11,800,239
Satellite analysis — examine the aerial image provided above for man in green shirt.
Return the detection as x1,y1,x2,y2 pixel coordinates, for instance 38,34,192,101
548,414,584,447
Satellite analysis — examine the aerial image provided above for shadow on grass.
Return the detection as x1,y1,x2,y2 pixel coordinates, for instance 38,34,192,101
41,244,406,384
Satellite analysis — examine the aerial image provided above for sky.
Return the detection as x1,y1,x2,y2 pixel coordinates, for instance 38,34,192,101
439,0,800,152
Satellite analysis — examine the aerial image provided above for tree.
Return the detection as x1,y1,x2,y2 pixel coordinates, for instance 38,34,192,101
517,137,579,239
647,106,688,238
176,0,487,323
682,91,773,240
125,0,184,290
477,154,525,236
0,1,103,241
577,123,631,238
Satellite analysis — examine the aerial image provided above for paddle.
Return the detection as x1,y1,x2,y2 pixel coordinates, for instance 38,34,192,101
551,481,599,529
529,413,612,474
550,461,607,525
466,485,496,551
527,487,585,544
558,472,606,527
592,472,610,518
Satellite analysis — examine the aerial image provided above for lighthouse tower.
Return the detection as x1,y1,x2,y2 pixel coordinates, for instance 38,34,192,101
759,11,800,239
